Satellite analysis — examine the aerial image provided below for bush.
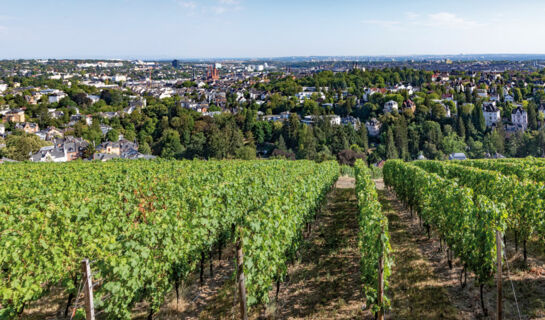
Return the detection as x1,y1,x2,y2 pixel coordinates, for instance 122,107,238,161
270,148,295,160
337,149,365,166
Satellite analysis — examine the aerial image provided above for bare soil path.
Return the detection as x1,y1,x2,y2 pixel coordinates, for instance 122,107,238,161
374,179,464,320
269,176,370,319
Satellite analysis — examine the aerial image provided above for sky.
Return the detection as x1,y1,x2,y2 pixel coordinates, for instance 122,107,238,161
1,0,545,59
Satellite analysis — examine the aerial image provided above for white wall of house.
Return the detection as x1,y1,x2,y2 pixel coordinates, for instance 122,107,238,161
512,108,528,130
383,100,398,113
484,110,501,127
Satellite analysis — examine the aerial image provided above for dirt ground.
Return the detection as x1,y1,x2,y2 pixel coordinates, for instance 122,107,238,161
376,179,545,320
267,175,369,319
375,179,463,320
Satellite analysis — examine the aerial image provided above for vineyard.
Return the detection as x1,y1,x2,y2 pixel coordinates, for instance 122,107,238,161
1,158,545,319
0,160,339,319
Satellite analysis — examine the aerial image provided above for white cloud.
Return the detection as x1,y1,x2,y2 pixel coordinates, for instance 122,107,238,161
178,1,197,9
362,19,401,28
206,0,243,15
178,0,242,16
218,0,239,5
424,12,484,29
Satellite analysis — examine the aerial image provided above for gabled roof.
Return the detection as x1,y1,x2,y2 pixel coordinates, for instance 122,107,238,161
482,103,499,113
511,106,526,115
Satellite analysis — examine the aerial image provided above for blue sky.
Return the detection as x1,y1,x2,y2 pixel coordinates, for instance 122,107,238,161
1,0,545,59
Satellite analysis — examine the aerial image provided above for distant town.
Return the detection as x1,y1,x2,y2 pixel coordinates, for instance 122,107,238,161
1,56,545,163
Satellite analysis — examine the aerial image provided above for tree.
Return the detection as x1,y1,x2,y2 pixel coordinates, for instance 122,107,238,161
393,117,409,160
3,134,51,161
528,102,538,130
283,113,300,149
235,146,256,160
139,142,152,155
467,138,485,158
513,88,523,102
385,127,398,159
124,130,136,142
441,133,467,155
106,128,119,142
82,144,95,159
457,115,466,139
72,92,92,108
296,125,317,159
155,129,184,159
431,103,447,120
302,99,319,116
484,129,505,155
358,125,369,151
472,105,486,133
100,90,123,106
277,135,287,152
422,121,443,146
337,149,365,166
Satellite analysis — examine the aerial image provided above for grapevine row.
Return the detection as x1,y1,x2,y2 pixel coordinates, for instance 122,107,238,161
455,158,545,183
383,160,505,286
0,159,338,318
414,160,545,262
354,160,392,314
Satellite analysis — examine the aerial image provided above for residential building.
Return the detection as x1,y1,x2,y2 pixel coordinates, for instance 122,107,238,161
401,99,416,113
476,89,488,98
48,92,67,103
341,116,361,129
365,118,381,137
3,109,25,123
383,100,398,113
301,115,341,126
448,153,467,160
15,122,39,134
482,102,501,127
30,147,67,162
511,106,528,131
96,139,138,156
64,137,89,161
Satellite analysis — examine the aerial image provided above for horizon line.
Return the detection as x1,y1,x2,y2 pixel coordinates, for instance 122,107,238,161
3,53,545,62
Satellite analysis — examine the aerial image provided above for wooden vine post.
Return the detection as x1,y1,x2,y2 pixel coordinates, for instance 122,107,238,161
236,227,248,320
81,259,96,320
496,230,502,320
377,224,384,320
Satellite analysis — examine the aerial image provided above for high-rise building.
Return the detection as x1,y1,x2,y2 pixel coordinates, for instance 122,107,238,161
172,59,179,68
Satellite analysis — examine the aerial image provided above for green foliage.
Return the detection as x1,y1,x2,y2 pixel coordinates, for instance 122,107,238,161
340,164,355,177
441,133,467,155
106,128,120,142
452,159,545,244
2,133,51,161
0,159,339,318
355,160,392,312
384,160,506,285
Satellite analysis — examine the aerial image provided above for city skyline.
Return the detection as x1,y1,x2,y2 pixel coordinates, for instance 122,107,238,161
2,0,545,59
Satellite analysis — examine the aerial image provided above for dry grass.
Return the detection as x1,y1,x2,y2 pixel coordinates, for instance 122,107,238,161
376,183,462,320
376,179,545,320
268,176,369,319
